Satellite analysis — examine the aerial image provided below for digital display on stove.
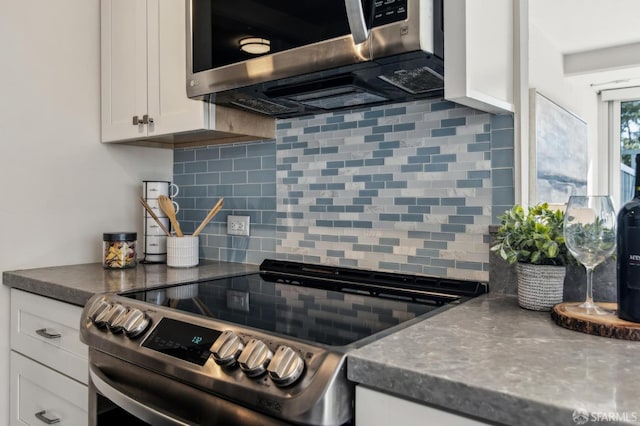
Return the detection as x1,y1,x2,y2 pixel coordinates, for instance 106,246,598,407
142,318,221,366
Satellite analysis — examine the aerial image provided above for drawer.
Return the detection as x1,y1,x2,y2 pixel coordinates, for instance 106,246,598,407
11,289,88,384
10,351,87,426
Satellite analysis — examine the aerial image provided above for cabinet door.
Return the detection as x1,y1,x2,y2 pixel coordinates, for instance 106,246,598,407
10,289,88,385
146,0,208,136
10,352,87,426
101,0,149,142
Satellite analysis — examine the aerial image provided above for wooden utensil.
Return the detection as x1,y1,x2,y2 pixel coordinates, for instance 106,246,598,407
193,198,224,237
158,195,183,237
139,197,171,237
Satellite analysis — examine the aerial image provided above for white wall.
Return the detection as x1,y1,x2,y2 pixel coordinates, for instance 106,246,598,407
528,22,600,200
0,0,173,423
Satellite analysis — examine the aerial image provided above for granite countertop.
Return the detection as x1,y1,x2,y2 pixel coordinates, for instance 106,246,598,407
5,261,639,425
2,260,259,306
348,294,640,426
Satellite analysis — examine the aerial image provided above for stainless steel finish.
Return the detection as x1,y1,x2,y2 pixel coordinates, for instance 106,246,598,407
121,308,150,338
81,294,354,426
186,0,372,97
92,303,114,328
105,304,128,332
34,410,60,424
87,299,110,322
35,328,61,339
89,349,291,426
132,116,142,125
186,0,434,99
267,345,305,387
344,0,370,44
142,114,153,125
210,330,244,367
237,338,273,377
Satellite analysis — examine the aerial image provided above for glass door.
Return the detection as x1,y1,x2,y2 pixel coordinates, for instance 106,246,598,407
619,100,640,204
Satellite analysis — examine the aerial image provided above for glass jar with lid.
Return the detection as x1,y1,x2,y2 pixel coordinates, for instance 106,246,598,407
103,232,137,269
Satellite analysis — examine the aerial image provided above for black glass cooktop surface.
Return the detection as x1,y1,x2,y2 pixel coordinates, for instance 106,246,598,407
123,260,486,346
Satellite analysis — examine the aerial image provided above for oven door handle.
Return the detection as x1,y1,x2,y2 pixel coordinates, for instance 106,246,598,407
89,364,189,426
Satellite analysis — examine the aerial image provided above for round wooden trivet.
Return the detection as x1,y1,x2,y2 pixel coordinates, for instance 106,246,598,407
551,302,640,341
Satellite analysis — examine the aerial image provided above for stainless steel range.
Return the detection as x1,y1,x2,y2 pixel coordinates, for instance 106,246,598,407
81,259,487,426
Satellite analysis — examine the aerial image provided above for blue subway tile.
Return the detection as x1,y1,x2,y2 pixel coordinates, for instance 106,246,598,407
303,148,320,155
353,197,372,205
372,125,393,134
346,160,365,167
385,106,406,116
353,221,373,228
409,206,431,214
417,147,441,155
408,155,431,164
431,100,456,111
373,150,393,158
386,181,407,189
432,154,457,163
196,173,220,185
468,170,491,179
456,179,483,188
401,164,423,172
321,124,339,132
321,147,339,154
316,220,333,227
364,158,385,166
208,159,233,171
220,145,247,158
326,116,345,124
345,205,365,213
492,129,514,149
234,157,261,170
457,206,483,215
321,169,339,176
249,170,276,182
364,110,385,119
277,122,292,129
327,183,346,190
431,128,456,137
394,123,415,132
327,206,346,212
468,142,491,152
309,183,326,190
365,134,385,142
475,133,491,142
401,214,424,222
304,126,321,134
365,181,385,189
441,117,466,127
492,148,514,168
358,119,378,127
359,190,379,197
424,164,448,172
327,250,345,257
235,184,262,196
175,150,196,162
380,214,400,221
194,148,218,161
326,161,345,169
338,121,358,130
491,114,514,130
316,198,334,205
309,206,326,212
441,197,466,206
441,224,466,233
380,238,400,245
395,197,416,205
379,141,400,149
186,161,207,173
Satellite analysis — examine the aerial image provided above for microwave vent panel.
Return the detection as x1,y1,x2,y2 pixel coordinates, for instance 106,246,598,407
231,98,297,115
378,67,444,94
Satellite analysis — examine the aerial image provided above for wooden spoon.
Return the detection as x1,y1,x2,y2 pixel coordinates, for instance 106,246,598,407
139,197,171,236
158,195,183,237
193,198,224,237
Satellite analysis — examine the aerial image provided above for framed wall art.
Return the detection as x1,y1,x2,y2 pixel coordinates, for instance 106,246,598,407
529,89,588,204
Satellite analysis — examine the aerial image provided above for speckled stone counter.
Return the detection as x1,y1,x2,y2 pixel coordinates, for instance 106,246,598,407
2,261,259,306
348,294,640,426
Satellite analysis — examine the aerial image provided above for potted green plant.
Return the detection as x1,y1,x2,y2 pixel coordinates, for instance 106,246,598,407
491,203,571,311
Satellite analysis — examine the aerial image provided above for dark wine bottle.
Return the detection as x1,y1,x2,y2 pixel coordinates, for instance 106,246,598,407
617,154,640,322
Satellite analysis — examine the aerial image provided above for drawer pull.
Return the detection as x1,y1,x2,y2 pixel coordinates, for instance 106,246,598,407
35,328,62,339
35,410,60,424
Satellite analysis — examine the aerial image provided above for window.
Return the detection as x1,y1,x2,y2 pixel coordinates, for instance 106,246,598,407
601,87,640,209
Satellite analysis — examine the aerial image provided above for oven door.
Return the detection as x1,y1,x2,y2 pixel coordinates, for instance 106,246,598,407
88,350,291,426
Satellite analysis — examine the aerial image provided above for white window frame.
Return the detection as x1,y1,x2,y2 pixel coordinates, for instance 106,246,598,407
599,86,640,210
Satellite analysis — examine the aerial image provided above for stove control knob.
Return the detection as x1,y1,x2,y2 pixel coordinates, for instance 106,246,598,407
210,331,244,367
238,339,273,377
93,303,116,328
87,299,111,324
121,309,150,338
106,304,128,333
267,346,305,387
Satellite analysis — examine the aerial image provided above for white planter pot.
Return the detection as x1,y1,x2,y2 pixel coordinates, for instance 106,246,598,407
516,263,566,311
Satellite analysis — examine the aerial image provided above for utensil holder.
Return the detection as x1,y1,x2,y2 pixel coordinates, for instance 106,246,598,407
167,236,199,268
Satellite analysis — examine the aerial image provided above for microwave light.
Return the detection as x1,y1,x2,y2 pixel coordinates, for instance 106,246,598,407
239,37,271,55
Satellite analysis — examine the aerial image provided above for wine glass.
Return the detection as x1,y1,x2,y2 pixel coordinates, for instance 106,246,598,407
563,196,617,315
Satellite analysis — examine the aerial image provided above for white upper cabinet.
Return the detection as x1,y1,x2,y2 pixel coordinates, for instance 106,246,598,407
100,0,274,146
444,0,515,114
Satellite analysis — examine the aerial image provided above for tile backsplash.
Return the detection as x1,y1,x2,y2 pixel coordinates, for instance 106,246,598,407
173,98,514,282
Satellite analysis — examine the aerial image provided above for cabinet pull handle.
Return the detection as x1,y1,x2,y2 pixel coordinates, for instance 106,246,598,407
133,115,142,125
142,114,154,124
35,410,60,424
35,328,61,339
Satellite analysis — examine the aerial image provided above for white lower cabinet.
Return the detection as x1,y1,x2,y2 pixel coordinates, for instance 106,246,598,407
10,289,88,426
11,352,88,426
356,386,490,426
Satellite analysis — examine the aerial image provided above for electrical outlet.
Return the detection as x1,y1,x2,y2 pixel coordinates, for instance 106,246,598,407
227,215,250,236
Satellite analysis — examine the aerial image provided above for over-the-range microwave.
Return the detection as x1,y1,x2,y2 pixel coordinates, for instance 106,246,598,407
186,0,444,118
